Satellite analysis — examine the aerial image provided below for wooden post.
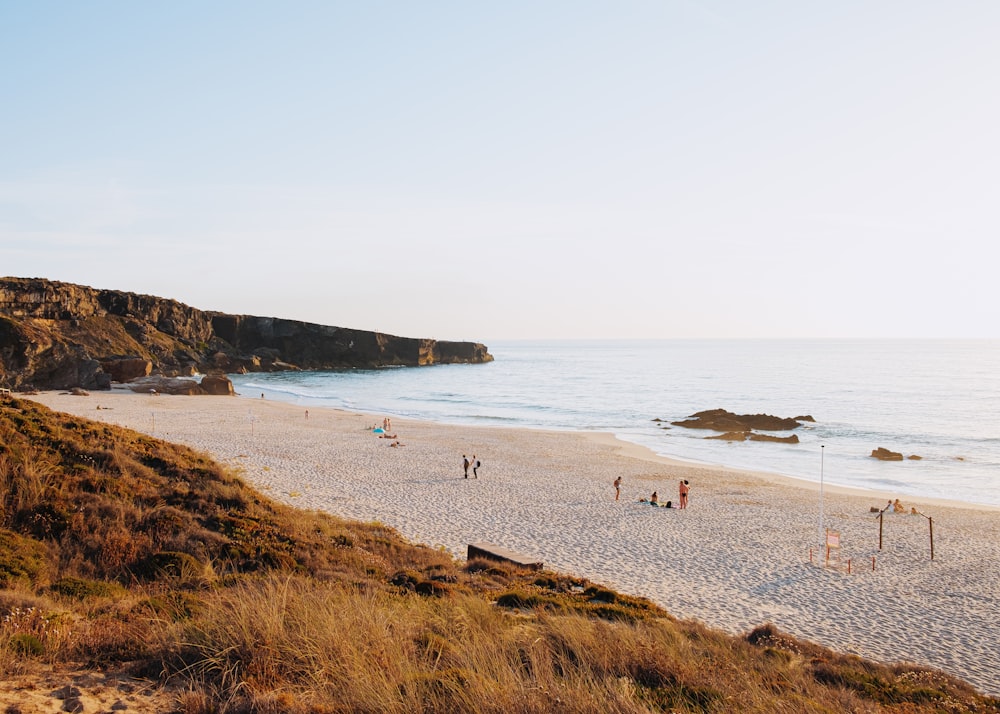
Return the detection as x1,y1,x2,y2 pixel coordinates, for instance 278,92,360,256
878,511,883,550
929,517,934,560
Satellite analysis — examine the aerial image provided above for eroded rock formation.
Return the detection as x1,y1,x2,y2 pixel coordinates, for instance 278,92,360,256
667,408,812,446
0,277,493,391
870,447,921,461
871,447,904,461
671,409,812,432
707,431,800,443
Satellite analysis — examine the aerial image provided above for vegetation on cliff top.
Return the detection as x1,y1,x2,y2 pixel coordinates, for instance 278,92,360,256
0,398,996,712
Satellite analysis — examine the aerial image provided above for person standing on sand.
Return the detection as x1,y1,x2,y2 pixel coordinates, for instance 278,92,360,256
472,455,481,478
613,476,622,501
463,455,470,478
678,480,689,509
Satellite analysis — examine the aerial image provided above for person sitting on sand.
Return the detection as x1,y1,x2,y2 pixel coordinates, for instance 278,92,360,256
650,491,659,505
893,498,905,513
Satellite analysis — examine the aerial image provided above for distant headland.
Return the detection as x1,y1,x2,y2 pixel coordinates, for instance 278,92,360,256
0,277,493,392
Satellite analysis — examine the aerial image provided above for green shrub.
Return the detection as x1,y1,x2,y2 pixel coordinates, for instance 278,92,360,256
8,632,44,656
0,528,49,587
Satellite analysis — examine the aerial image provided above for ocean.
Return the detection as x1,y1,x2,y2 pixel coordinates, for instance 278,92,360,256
229,339,1000,507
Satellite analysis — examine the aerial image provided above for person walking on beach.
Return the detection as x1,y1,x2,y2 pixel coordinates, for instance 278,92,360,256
613,476,622,501
472,455,481,478
678,480,689,509
463,455,470,479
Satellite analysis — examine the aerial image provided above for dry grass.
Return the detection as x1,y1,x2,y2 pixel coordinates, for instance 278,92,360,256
0,398,997,713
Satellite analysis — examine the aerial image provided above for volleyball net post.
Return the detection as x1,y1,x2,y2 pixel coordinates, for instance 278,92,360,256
913,510,935,560
874,506,935,561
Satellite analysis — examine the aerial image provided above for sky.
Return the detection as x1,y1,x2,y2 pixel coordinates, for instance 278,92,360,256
2,2,999,342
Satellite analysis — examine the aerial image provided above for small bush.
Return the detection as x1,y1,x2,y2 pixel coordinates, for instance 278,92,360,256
8,632,44,656
583,585,617,603
0,529,50,587
50,576,125,600
495,591,559,611
135,551,205,583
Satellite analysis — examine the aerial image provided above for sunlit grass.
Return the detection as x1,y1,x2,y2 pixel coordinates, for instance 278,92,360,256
0,398,996,713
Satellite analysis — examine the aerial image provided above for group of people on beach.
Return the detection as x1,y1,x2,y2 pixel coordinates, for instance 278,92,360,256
616,477,690,508
370,417,404,447
878,498,916,515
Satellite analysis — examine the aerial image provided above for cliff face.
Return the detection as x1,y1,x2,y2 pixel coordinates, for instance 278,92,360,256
0,277,493,390
210,315,491,370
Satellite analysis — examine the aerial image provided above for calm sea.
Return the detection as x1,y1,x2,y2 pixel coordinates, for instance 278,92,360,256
230,340,1000,507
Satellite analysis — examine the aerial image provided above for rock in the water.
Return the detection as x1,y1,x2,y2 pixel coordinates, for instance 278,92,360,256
672,408,806,432
707,431,799,443
871,447,904,461
749,432,799,443
707,431,752,441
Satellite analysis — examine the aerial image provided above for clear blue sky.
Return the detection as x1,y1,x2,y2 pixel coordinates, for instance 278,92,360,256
2,2,998,341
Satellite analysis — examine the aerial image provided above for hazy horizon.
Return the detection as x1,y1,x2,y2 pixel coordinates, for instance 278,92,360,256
3,3,998,341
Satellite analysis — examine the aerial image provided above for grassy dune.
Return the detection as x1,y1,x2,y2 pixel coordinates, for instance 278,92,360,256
0,398,996,713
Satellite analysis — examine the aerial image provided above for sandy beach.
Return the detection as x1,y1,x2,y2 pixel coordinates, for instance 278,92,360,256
25,390,1000,696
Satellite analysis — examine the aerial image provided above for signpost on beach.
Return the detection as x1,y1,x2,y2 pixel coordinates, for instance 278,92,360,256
818,445,825,550
825,529,841,569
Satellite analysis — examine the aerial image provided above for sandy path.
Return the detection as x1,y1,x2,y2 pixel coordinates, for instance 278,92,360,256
25,391,1000,696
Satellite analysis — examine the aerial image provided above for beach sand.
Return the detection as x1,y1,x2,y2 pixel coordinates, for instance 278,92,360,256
26,390,1000,696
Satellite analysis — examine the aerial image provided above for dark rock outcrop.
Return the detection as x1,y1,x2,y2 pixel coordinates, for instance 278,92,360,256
0,277,493,391
672,409,808,432
669,409,811,447
100,357,153,382
126,376,205,396
707,431,800,443
871,447,904,461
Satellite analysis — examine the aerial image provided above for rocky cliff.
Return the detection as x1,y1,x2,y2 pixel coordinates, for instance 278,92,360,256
0,277,493,390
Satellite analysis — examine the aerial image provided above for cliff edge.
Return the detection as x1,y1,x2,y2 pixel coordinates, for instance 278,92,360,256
0,277,493,390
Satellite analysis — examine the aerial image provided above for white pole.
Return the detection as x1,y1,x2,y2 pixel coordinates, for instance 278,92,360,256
818,444,825,548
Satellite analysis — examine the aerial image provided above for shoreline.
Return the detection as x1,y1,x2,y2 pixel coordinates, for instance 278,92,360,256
586,432,1000,514
22,390,1000,696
